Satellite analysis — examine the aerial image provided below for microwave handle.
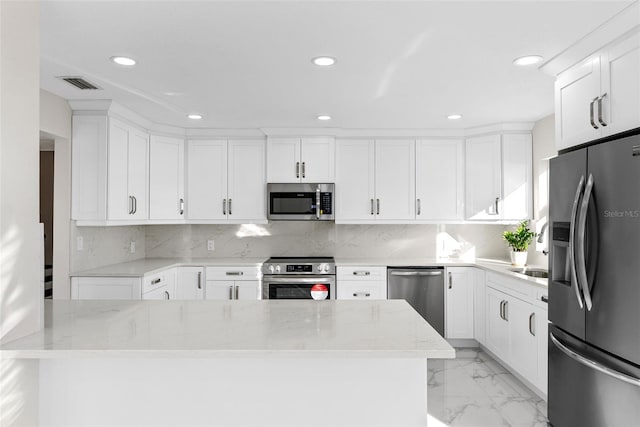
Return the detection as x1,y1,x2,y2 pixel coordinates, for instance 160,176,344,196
316,187,321,220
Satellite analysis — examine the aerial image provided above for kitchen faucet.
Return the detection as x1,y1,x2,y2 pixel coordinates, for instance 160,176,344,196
537,222,548,255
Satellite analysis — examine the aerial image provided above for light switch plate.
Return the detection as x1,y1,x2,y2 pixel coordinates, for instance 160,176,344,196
207,240,215,251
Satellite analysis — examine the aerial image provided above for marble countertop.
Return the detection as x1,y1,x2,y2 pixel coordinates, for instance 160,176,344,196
0,300,455,360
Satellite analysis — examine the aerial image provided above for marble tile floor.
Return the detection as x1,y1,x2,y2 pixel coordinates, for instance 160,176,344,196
428,348,548,427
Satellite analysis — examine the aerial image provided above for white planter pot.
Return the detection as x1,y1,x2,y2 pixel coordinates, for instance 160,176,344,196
510,251,528,267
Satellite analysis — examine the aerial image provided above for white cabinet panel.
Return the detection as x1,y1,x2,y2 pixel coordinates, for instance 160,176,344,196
337,282,387,300
267,137,334,183
176,267,204,300
205,280,259,300
301,137,335,182
227,140,266,221
335,139,376,221
186,140,228,220
236,281,260,300
142,286,171,300
485,287,509,360
107,120,131,220
71,277,141,300
127,129,149,220
375,140,415,220
445,267,474,339
508,296,537,383
534,305,548,394
149,135,185,220
416,139,463,220
473,269,486,345
502,134,532,221
465,135,502,220
267,138,301,183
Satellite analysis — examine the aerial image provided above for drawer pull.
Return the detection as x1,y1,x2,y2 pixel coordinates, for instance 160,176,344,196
151,278,162,285
353,292,371,298
226,272,244,276
541,295,548,303
353,271,371,276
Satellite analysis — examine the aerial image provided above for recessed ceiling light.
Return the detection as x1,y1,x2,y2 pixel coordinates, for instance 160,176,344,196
513,55,543,66
110,56,136,66
317,115,332,121
187,114,203,120
447,114,462,120
312,57,336,66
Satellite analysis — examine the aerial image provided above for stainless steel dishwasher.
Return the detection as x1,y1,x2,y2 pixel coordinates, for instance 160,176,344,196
387,267,445,336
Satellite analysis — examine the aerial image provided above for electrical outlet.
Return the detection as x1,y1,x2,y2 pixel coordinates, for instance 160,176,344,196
76,236,83,251
207,240,215,251
130,241,136,253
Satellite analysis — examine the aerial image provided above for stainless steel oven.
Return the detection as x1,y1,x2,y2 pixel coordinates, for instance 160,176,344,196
267,183,335,221
262,257,336,300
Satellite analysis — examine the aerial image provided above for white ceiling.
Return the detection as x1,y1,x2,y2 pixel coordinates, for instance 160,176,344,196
40,1,633,130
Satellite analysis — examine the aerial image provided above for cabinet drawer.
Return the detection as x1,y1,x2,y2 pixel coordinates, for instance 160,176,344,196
486,272,535,300
533,287,549,308
337,266,386,281
205,266,261,281
337,281,387,300
143,269,175,294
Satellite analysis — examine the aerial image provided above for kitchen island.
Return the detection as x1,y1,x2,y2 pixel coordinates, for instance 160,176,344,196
0,299,454,426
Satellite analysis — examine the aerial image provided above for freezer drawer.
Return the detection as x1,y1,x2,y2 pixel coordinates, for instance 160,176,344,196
548,325,640,427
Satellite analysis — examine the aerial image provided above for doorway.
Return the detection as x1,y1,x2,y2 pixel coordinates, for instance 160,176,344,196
40,141,55,298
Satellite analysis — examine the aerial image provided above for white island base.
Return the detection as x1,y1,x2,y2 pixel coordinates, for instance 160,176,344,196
0,300,454,426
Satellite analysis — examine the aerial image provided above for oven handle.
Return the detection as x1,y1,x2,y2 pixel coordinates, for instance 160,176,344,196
264,277,334,284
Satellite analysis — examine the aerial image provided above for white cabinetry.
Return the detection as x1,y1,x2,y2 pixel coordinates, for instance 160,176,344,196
149,135,185,220
335,139,415,222
187,139,266,222
416,140,464,220
72,115,149,224
175,267,204,300
205,266,261,300
465,133,531,221
445,267,474,339
267,137,335,183
336,266,387,300
71,277,142,300
555,31,640,150
473,268,486,345
142,268,176,300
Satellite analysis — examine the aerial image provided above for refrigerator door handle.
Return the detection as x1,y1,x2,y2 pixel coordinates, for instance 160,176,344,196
550,332,640,388
576,173,594,311
569,175,586,310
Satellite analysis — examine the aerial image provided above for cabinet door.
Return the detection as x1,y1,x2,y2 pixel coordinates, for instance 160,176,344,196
187,140,228,220
337,281,387,300
335,139,376,221
149,135,184,220
534,306,548,394
71,277,141,300
236,281,260,300
107,119,131,220
227,140,266,221
300,137,335,182
205,280,235,300
267,138,301,183
555,56,602,150
445,268,475,339
508,297,538,384
128,128,149,220
601,32,640,137
142,286,171,300
374,140,415,220
416,139,463,220
473,269,486,345
465,135,502,220
175,267,204,300
502,134,532,221
485,287,509,360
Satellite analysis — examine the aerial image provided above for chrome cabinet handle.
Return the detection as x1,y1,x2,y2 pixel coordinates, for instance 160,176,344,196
370,199,374,215
494,197,500,215
165,290,170,300
129,196,134,214
197,271,202,290
316,187,321,219
416,198,421,216
228,198,232,215
353,292,371,298
448,272,452,289
223,199,227,215
550,333,640,388
529,312,535,336
376,198,380,215
541,295,548,303
499,301,504,320
235,285,239,300
229,286,234,300
576,174,594,311
179,198,184,215
302,162,306,178
504,301,508,321
296,162,300,178
226,271,243,276
151,278,162,285
590,97,599,129
132,196,137,214
353,271,370,276
569,175,585,310
488,197,500,215
597,93,607,127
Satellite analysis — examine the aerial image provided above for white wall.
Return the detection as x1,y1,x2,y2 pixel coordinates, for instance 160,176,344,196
40,90,71,140
0,1,40,342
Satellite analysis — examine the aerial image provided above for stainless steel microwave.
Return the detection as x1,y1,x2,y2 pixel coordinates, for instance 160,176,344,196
267,183,335,221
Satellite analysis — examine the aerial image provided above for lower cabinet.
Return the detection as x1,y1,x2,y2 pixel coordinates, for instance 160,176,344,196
473,268,486,345
445,267,475,339
175,267,205,300
71,277,142,299
336,266,387,300
204,266,261,300
142,268,176,300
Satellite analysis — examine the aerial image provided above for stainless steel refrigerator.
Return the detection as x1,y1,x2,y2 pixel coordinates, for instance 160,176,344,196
548,130,640,427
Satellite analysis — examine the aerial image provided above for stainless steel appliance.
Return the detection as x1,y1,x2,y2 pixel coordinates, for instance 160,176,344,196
548,130,640,427
267,183,334,221
262,257,336,300
387,267,445,335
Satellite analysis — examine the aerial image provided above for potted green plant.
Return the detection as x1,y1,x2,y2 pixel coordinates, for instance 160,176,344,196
503,221,537,266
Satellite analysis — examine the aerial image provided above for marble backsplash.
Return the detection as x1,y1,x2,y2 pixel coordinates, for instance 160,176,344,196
70,224,146,272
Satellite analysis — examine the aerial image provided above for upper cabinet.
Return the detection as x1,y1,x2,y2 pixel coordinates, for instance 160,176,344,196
465,133,532,221
72,115,149,224
335,139,415,222
149,135,185,220
267,137,335,183
555,31,640,150
187,139,266,223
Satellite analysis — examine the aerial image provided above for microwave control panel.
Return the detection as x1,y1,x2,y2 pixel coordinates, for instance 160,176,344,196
320,193,332,215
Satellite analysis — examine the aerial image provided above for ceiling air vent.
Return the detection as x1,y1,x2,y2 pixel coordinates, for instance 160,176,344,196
57,76,101,90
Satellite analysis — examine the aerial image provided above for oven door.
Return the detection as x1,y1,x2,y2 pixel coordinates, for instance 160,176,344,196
262,276,336,300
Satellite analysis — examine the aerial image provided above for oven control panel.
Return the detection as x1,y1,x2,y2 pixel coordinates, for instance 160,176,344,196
262,258,336,275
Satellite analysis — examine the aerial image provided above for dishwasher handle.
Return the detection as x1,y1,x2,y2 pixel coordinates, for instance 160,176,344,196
389,270,443,277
